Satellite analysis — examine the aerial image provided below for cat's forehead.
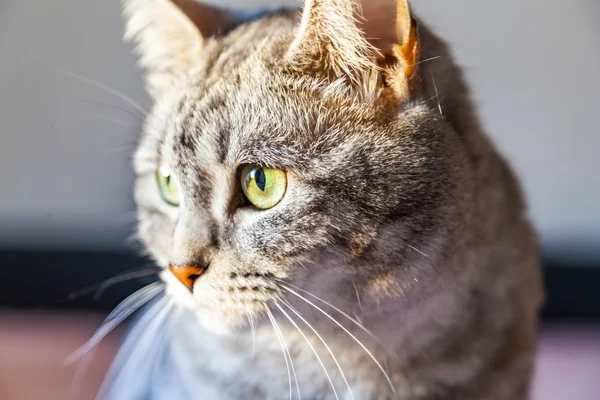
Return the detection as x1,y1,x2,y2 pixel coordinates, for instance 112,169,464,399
144,15,300,164
152,86,320,172
154,84,309,174
148,74,427,179
143,11,432,173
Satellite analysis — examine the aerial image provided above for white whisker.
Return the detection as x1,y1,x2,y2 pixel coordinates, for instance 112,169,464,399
80,99,141,119
352,282,362,311
66,281,164,364
274,302,340,400
57,68,148,117
407,244,432,260
429,68,443,116
93,269,159,301
97,296,173,399
82,113,132,128
275,280,378,343
273,312,302,400
267,307,301,400
65,266,156,301
296,260,310,272
266,307,293,400
150,303,176,384
246,311,256,361
103,282,163,325
416,55,442,65
281,300,354,400
280,286,396,394
68,343,97,399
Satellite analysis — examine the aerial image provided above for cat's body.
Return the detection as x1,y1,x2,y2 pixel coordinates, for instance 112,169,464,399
105,1,543,399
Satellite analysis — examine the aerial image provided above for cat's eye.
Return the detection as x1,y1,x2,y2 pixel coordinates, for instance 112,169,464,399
240,164,286,209
156,165,180,206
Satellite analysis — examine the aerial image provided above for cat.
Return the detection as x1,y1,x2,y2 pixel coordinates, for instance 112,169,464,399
100,0,544,399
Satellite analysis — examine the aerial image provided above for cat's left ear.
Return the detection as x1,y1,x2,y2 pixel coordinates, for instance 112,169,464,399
123,0,238,99
287,0,420,102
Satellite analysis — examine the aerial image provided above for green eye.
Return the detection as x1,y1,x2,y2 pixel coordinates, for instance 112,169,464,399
156,165,180,206
241,164,286,209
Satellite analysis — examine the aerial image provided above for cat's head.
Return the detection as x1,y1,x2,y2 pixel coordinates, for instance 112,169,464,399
125,0,468,333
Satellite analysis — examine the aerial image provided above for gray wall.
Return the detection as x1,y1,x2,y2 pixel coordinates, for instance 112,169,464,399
1,0,599,262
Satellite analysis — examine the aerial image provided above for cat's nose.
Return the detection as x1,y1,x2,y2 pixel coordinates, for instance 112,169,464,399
168,264,206,291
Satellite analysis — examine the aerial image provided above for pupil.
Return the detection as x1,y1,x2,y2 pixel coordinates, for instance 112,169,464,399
255,168,266,191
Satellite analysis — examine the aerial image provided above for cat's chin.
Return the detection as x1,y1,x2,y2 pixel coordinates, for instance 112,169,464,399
161,270,250,336
193,310,242,336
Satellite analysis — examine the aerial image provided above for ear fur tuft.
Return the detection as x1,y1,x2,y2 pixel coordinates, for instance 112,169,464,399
287,0,420,102
123,0,237,99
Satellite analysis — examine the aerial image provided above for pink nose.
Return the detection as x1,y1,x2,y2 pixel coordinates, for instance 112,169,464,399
168,264,206,290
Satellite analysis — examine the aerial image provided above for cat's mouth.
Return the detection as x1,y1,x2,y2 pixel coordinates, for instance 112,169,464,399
160,268,283,333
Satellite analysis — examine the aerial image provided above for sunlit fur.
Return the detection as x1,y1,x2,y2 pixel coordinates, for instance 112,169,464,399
102,0,544,399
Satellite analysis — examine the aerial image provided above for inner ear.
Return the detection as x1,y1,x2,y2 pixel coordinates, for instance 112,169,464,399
360,0,419,77
361,0,420,99
287,0,420,102
359,0,399,53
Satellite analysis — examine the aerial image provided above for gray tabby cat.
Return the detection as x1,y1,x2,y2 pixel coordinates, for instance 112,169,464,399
104,0,544,398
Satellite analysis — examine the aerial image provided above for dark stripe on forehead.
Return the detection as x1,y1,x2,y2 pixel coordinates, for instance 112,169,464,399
179,129,195,151
208,221,221,250
216,122,231,163
215,73,243,163
195,86,230,163
178,102,197,151
185,165,213,204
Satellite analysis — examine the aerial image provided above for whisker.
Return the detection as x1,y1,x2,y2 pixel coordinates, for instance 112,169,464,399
68,341,98,399
416,55,443,65
428,68,443,116
420,92,441,105
69,288,160,397
274,302,340,400
267,307,301,400
246,311,256,361
275,280,378,343
93,281,160,329
82,113,133,128
352,282,362,311
65,281,164,364
149,303,175,384
103,143,139,157
64,267,159,302
296,260,309,273
407,244,432,260
279,286,396,394
80,99,142,119
266,307,293,400
110,211,139,227
93,269,159,301
97,296,172,399
281,300,354,400
57,68,148,117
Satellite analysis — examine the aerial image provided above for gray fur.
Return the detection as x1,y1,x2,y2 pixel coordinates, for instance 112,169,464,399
108,1,543,399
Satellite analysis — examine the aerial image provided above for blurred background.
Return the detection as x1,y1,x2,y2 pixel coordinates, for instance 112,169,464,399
0,0,598,399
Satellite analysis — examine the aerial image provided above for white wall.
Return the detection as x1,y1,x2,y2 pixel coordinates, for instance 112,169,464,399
1,0,598,261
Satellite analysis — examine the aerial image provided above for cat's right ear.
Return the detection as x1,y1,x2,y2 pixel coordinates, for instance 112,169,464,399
287,0,420,103
123,0,237,99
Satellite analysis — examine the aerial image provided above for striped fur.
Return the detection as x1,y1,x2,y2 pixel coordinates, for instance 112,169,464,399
109,1,544,399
